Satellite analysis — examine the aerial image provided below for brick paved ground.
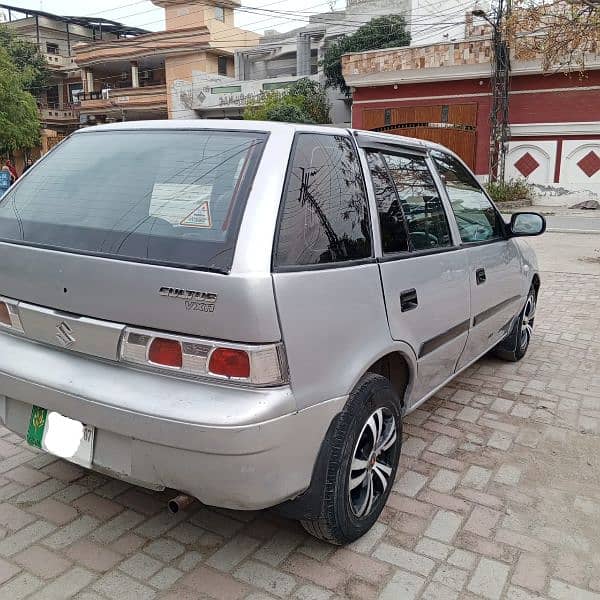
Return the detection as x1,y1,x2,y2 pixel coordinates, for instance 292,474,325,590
0,269,598,599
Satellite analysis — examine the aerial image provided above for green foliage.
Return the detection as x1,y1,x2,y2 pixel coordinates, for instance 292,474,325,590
485,178,535,203
263,103,312,124
244,78,331,124
0,25,50,92
323,15,411,95
0,47,41,154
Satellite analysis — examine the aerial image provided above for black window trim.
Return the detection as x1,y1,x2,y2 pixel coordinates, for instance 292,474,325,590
271,131,375,273
428,149,510,247
354,131,429,158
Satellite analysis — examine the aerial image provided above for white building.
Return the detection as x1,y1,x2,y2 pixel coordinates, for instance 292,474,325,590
170,0,480,124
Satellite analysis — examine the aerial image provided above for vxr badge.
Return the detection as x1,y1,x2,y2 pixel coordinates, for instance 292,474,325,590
55,321,76,348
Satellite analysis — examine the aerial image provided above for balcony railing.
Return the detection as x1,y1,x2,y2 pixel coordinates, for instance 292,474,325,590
43,53,79,70
39,106,79,122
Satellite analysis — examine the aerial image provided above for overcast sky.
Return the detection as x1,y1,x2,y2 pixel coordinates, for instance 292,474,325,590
1,0,345,33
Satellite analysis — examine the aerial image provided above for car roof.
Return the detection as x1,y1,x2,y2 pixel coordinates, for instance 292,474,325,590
77,120,349,136
75,119,446,153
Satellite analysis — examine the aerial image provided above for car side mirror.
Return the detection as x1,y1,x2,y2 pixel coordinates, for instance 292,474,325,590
509,212,546,237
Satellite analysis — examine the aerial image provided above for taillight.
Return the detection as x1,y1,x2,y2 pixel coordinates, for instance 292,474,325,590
209,348,250,379
0,302,10,326
148,338,183,368
0,297,23,332
120,327,288,386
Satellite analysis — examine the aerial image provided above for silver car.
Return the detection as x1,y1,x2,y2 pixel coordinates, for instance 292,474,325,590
0,121,544,544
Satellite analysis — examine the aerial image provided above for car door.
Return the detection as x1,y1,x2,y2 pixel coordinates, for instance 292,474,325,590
430,150,524,370
362,145,470,405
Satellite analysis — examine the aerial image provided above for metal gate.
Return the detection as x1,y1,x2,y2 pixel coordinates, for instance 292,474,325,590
362,104,478,169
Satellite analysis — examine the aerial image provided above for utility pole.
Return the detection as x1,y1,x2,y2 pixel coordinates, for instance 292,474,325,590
473,1,512,182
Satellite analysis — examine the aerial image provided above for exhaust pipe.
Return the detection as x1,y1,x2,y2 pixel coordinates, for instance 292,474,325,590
168,494,194,514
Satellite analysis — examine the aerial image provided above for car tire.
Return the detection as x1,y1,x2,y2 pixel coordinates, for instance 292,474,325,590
495,285,537,362
300,373,402,545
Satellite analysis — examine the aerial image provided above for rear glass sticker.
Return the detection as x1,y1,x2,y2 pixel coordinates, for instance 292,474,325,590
180,201,212,228
149,183,211,227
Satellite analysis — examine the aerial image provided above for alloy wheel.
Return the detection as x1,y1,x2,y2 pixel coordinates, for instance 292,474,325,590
348,407,397,518
520,293,536,351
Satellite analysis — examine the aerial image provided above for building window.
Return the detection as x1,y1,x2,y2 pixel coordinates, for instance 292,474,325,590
211,85,242,94
215,6,225,21
46,85,60,109
262,81,293,91
46,42,59,55
68,83,83,104
217,56,228,76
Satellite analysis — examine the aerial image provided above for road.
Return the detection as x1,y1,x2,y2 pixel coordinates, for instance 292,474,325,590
545,215,600,232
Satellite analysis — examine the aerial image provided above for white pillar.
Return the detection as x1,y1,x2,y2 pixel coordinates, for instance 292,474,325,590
86,70,94,93
131,61,140,88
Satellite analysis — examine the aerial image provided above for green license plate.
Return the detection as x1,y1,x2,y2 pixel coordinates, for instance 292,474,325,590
26,406,95,468
27,405,48,449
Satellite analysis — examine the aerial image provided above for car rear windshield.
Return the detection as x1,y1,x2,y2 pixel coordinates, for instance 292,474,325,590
0,129,267,272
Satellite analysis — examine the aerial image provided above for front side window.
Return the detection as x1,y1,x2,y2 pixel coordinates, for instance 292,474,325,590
0,130,267,272
274,134,372,268
382,152,452,251
431,150,505,243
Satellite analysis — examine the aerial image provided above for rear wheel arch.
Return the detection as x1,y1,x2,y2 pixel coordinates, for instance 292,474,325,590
364,351,413,411
275,353,412,522
532,273,541,296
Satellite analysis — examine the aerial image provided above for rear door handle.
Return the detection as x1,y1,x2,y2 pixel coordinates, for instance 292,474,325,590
400,288,418,312
476,268,487,285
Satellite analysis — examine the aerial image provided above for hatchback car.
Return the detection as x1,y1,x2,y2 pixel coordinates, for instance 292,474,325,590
0,121,544,544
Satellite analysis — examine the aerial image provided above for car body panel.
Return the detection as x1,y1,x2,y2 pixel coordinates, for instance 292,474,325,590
0,120,542,510
456,239,525,370
0,242,281,344
272,263,397,411
379,251,471,405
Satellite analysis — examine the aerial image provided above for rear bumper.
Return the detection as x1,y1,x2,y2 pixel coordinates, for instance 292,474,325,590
0,333,345,509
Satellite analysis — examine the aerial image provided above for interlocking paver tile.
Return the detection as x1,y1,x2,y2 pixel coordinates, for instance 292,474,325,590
29,498,78,525
14,544,71,579
93,570,156,600
65,539,123,572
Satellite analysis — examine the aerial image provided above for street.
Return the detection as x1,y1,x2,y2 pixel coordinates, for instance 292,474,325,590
545,215,600,233
0,232,596,600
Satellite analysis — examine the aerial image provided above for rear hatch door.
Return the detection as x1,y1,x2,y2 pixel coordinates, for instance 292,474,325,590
0,127,280,350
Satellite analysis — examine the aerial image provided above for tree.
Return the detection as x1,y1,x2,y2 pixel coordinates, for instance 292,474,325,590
0,25,50,92
507,0,600,72
0,47,41,155
323,15,411,95
244,78,331,124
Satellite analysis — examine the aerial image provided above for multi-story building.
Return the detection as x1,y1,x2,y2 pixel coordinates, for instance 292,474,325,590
342,11,600,201
0,3,146,151
73,0,260,125
172,0,480,124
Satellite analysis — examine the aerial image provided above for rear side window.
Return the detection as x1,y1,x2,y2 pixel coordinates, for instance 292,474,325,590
431,150,505,243
0,130,267,271
274,133,372,268
380,152,452,251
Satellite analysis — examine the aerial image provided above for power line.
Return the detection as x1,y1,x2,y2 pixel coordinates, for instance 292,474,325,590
21,1,470,93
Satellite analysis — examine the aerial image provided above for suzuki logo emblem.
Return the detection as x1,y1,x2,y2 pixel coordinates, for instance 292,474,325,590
55,321,76,348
